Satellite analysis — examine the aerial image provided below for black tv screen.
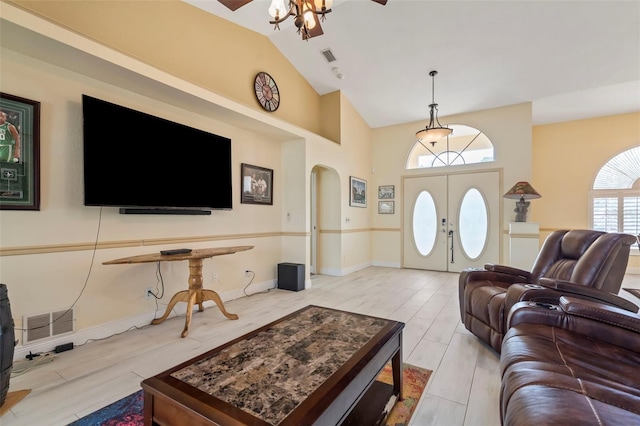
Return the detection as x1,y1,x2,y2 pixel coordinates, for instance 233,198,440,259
82,95,232,211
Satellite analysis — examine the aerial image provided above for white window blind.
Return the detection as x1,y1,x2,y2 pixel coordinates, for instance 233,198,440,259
592,197,619,233
623,196,640,236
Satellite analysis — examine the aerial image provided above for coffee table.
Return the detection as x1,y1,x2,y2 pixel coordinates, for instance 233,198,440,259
141,305,404,425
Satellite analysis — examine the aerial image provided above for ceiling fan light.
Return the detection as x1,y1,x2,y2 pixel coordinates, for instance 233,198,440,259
303,9,316,29
268,0,288,18
313,0,333,10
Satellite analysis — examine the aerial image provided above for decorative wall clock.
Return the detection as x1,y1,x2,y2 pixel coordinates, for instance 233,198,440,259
254,72,280,112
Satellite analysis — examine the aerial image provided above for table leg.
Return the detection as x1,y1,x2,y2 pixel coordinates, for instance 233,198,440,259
181,289,198,338
150,290,189,325
392,339,403,400
201,289,239,320
151,258,239,337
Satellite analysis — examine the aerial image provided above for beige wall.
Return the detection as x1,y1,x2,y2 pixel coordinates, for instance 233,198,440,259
0,2,637,355
307,92,373,275
371,103,533,266
0,46,285,332
9,0,327,138
533,112,640,270
0,2,377,351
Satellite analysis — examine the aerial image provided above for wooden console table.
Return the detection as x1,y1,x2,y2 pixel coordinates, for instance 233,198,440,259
103,246,253,337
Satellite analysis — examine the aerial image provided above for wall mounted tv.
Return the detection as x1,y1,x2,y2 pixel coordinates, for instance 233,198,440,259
82,95,232,214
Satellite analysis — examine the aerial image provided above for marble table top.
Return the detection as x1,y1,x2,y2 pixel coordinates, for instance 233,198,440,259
170,305,390,425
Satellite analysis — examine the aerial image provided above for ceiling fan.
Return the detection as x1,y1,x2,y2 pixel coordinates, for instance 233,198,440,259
218,0,388,40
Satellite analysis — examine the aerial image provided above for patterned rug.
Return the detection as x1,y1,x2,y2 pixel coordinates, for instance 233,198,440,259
623,288,640,299
69,363,431,426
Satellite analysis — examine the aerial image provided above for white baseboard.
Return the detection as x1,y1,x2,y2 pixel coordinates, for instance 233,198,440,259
14,279,275,361
317,267,342,276
319,262,372,277
372,261,401,268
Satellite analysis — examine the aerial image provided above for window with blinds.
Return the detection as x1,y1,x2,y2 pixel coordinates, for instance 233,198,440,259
592,196,619,232
623,196,640,236
589,147,640,251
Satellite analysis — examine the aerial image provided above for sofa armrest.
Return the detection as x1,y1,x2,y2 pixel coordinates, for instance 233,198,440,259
559,296,640,331
506,296,640,352
538,277,639,312
483,264,531,279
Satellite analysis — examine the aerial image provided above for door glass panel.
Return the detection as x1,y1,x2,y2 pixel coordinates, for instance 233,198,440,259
413,191,437,256
459,188,488,259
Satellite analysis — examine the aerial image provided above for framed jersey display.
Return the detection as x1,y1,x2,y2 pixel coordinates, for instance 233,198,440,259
0,93,40,210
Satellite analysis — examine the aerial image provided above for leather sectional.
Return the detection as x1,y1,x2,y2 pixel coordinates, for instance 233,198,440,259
500,296,640,425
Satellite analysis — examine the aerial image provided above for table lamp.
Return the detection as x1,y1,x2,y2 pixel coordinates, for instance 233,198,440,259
504,181,541,222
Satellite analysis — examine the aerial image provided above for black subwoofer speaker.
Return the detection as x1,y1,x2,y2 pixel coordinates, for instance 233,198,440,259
277,263,305,291
0,284,15,407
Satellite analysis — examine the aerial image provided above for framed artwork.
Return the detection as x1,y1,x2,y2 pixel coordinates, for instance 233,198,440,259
378,185,395,199
241,163,273,205
349,176,367,207
378,200,395,214
0,93,40,210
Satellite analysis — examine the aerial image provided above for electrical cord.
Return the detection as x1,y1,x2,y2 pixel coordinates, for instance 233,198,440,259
151,261,165,300
243,270,270,297
11,352,56,377
15,206,103,333
73,324,150,348
148,261,180,320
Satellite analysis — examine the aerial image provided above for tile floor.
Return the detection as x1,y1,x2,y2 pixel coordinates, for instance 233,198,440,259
3,267,640,426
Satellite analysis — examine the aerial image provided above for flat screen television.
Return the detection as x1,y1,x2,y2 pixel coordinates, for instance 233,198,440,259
82,95,232,214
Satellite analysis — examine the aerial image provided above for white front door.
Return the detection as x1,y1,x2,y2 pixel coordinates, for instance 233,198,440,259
402,171,500,272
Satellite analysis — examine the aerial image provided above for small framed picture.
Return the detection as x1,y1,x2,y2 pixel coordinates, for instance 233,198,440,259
0,93,41,210
378,201,395,214
241,163,273,205
378,185,394,199
349,176,367,208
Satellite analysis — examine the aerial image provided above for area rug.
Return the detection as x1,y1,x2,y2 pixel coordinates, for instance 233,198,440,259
623,288,640,299
69,363,431,426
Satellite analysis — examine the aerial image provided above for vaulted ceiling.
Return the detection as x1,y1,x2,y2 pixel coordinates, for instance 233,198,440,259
187,0,639,128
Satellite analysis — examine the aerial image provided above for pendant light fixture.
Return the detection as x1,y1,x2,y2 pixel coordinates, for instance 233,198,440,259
415,70,452,145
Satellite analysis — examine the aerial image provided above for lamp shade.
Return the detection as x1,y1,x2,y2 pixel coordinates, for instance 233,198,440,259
269,0,287,18
503,181,541,200
416,126,453,144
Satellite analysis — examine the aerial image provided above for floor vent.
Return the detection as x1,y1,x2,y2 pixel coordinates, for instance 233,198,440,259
23,309,74,343
320,48,337,63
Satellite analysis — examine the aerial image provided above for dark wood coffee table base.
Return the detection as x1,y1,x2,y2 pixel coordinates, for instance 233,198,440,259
142,305,404,425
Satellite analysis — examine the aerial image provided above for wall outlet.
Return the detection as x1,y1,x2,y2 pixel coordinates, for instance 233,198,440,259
245,270,252,277
213,273,218,282
145,288,154,299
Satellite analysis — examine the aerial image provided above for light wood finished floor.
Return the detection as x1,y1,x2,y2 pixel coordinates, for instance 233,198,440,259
4,267,640,426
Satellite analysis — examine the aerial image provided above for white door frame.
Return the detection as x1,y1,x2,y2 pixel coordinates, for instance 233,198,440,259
310,170,317,274
402,169,502,271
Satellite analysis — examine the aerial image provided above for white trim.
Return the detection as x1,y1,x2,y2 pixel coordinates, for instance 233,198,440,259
319,261,373,277
372,261,401,268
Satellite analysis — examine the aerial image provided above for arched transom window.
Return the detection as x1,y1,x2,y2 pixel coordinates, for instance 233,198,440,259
406,124,494,170
590,146,640,248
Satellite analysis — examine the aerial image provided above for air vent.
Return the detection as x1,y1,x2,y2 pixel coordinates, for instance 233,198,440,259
320,48,337,63
23,308,74,343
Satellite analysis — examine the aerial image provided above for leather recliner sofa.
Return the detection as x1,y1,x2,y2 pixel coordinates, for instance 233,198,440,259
459,230,637,353
500,296,640,425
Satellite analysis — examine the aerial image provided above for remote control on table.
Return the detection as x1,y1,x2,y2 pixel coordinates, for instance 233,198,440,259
160,248,192,256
